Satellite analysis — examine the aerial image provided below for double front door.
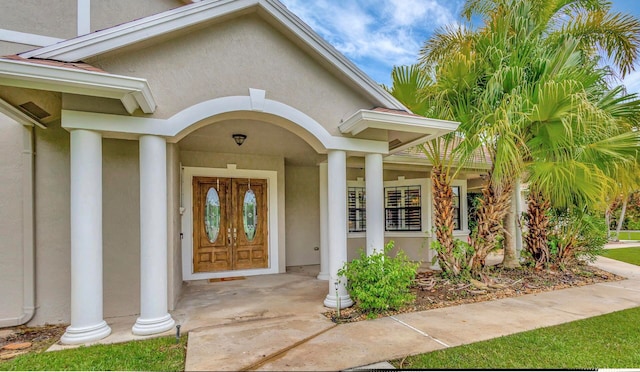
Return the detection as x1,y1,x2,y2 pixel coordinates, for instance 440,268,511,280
193,177,268,273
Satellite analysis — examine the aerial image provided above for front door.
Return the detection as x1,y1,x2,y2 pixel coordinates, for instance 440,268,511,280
193,177,268,273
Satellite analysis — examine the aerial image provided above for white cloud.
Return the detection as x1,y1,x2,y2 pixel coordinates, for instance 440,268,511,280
623,68,640,95
387,0,455,27
279,0,463,83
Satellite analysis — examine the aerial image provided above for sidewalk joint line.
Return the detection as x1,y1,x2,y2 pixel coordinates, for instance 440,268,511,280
390,316,449,347
599,283,640,293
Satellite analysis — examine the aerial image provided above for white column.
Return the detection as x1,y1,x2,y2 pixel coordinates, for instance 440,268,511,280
61,129,111,344
317,162,329,280
133,135,176,335
324,150,353,309
365,153,384,255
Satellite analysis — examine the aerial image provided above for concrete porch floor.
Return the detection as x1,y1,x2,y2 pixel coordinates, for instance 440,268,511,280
49,265,330,352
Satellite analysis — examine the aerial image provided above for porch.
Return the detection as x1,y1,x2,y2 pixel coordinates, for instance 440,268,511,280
50,265,330,349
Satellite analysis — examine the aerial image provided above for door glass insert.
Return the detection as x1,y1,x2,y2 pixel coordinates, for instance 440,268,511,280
243,189,257,241
204,187,221,243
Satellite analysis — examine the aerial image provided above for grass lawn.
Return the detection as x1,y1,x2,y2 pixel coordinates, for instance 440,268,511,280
0,335,186,371
612,231,640,240
601,247,640,266
393,307,640,369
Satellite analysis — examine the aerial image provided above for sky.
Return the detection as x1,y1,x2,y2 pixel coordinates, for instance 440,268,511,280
279,0,640,93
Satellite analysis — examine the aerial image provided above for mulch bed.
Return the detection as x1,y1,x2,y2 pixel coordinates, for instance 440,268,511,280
325,264,624,323
0,324,67,361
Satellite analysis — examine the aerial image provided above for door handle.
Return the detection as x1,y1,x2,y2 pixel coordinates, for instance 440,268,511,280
233,227,237,244
227,227,232,246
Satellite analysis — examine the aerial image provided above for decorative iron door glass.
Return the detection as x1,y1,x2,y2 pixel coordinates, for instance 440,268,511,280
193,177,268,272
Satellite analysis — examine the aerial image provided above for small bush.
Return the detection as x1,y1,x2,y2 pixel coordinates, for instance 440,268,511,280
548,208,607,266
338,241,419,313
431,239,474,279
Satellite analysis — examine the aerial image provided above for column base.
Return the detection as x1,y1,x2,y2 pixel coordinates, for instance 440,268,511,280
60,320,111,345
132,313,175,336
317,272,330,280
324,293,354,309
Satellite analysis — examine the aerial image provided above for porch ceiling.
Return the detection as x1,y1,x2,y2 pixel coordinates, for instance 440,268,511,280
177,118,324,166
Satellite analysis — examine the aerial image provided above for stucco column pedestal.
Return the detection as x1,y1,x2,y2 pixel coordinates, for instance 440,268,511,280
133,135,175,335
365,153,384,255
324,150,353,308
317,162,329,280
61,129,111,344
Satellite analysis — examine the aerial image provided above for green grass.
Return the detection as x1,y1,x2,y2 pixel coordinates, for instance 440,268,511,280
0,335,187,371
393,307,640,369
612,231,640,240
601,247,640,266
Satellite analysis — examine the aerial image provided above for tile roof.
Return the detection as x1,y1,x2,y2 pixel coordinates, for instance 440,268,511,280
1,54,107,74
394,137,492,168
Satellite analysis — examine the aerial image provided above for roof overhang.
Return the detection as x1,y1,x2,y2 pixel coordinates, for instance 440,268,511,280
339,109,459,153
0,97,46,128
0,58,156,114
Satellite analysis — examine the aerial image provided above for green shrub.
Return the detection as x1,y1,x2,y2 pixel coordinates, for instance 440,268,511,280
338,241,419,313
627,220,640,230
548,208,607,266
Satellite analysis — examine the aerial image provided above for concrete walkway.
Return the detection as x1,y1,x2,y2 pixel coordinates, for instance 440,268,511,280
184,257,640,371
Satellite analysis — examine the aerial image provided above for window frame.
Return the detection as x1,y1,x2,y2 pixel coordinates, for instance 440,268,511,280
347,177,431,238
450,179,469,236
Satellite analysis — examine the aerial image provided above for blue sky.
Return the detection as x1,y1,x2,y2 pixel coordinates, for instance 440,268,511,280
280,0,640,92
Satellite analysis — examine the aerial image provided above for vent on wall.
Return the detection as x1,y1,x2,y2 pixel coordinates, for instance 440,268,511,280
18,101,50,121
388,138,402,150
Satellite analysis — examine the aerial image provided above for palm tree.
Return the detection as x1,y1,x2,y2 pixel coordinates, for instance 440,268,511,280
421,0,640,273
385,65,475,277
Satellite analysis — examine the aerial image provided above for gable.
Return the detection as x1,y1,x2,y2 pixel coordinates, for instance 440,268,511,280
21,0,406,113
82,14,376,136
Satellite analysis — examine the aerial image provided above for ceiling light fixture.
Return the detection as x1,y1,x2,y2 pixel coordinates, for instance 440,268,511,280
232,133,247,146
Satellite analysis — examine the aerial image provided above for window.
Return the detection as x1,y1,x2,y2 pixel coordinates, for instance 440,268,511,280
452,186,461,230
385,185,421,231
347,178,430,236
348,186,366,232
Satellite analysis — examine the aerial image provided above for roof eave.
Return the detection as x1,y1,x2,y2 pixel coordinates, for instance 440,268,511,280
0,59,156,114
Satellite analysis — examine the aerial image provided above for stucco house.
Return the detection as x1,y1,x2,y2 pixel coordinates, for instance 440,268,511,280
0,0,486,344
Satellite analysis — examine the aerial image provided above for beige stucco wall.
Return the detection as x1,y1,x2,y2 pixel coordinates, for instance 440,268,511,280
0,115,26,320
30,123,144,325
90,0,180,33
285,165,320,266
102,138,141,318
88,14,375,137
167,143,182,310
0,0,76,40
179,150,287,273
32,121,71,325
0,41,37,57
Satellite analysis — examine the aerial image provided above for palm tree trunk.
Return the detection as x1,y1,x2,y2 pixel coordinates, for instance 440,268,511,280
615,196,629,241
502,187,520,268
605,207,612,241
470,174,512,275
524,189,551,269
431,164,458,276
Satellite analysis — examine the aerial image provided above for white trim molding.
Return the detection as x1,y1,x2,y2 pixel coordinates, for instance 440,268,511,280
0,29,63,47
19,0,407,110
77,0,91,36
340,109,459,153
181,166,279,280
61,91,390,155
0,58,156,114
